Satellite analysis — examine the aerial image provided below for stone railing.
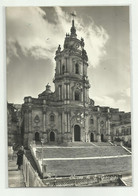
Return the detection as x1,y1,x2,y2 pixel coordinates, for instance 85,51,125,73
43,174,122,187
29,143,42,174
22,155,44,187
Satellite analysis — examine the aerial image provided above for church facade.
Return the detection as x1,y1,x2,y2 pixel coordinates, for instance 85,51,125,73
21,19,131,147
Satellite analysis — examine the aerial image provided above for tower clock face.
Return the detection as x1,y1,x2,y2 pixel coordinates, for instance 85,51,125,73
74,42,81,49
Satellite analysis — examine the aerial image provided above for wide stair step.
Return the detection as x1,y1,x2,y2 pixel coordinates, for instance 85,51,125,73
43,156,131,177
36,146,131,159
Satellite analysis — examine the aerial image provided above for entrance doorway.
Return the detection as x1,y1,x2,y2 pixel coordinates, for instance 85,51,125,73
35,132,40,142
101,134,104,142
74,125,81,141
50,131,55,142
90,133,94,142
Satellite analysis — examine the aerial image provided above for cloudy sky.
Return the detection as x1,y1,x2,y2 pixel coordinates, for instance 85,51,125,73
6,6,131,112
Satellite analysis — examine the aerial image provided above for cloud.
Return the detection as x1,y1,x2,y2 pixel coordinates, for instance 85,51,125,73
93,95,131,112
125,88,131,97
6,7,109,68
80,23,109,67
54,7,109,67
6,7,62,63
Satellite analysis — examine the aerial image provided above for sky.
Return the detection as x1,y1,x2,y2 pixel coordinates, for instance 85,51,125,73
6,6,131,112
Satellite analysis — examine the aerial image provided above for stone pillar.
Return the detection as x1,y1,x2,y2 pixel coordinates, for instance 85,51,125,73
45,112,48,131
62,84,64,100
97,116,101,142
66,58,67,72
64,84,66,100
61,113,62,133
81,90,83,102
64,112,67,133
59,86,60,100
67,84,69,100
58,113,61,133
62,111,65,133
60,60,61,74
28,109,32,132
72,124,74,142
43,111,46,132
68,113,70,133
107,118,111,142
24,112,28,133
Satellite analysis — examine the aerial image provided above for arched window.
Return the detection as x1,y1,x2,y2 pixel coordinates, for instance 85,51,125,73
90,118,94,124
74,125,81,141
75,91,80,101
101,134,104,142
50,114,55,122
50,131,55,142
35,132,40,142
90,133,94,142
62,65,65,74
75,63,79,74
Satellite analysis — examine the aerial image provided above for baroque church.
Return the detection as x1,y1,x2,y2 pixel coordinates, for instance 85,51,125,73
18,19,131,147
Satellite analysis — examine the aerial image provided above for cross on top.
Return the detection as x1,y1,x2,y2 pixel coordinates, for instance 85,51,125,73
70,12,76,20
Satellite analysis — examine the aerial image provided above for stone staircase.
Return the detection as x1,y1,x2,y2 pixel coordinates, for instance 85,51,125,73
92,142,113,146
43,156,131,177
36,145,131,159
67,142,94,147
27,144,132,178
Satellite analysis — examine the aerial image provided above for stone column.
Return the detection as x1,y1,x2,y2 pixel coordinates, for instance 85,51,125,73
64,112,67,133
107,118,111,142
28,108,32,132
81,90,83,102
68,113,70,133
97,115,101,142
64,84,66,100
43,111,46,132
72,124,74,142
61,113,62,133
58,113,61,133
62,84,64,100
60,60,61,74
24,112,28,133
66,58,68,72
59,86,60,100
67,84,69,100
62,111,65,133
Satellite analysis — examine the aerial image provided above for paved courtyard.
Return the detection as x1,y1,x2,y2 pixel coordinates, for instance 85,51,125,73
8,159,25,188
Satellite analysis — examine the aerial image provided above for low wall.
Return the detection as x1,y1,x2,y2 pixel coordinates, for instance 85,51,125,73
43,174,122,187
23,155,44,187
29,144,42,175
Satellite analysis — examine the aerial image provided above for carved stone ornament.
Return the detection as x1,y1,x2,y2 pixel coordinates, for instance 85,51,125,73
100,121,104,127
46,129,58,134
34,115,40,123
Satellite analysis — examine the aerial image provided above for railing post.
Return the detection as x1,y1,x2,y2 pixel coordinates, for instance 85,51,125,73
26,162,30,187
34,171,39,187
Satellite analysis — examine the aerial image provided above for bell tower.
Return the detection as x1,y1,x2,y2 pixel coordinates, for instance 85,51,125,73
54,16,90,107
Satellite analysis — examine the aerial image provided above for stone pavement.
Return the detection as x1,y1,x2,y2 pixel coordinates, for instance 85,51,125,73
8,158,25,188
